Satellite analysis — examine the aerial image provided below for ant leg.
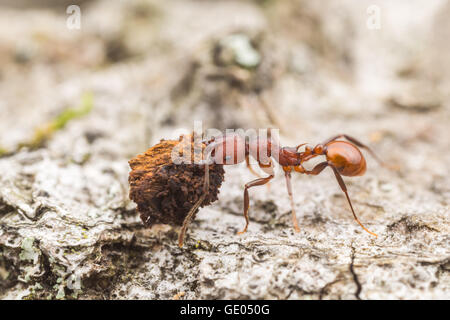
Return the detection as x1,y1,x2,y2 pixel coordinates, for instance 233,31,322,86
329,165,378,237
178,158,213,247
246,154,273,192
245,155,261,178
239,158,274,235
303,161,329,175
238,174,274,235
305,161,378,237
322,134,389,168
284,170,300,232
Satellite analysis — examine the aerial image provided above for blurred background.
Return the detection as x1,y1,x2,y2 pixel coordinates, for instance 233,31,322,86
1,0,449,160
0,0,449,299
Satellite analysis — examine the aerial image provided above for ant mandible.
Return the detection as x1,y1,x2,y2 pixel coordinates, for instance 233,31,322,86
178,132,388,247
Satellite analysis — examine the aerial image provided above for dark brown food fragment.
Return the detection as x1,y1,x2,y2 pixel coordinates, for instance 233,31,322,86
128,138,224,227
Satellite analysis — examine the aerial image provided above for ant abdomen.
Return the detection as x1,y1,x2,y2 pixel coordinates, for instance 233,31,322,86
325,141,367,177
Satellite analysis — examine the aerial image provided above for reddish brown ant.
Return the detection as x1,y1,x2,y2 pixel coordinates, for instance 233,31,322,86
178,132,388,247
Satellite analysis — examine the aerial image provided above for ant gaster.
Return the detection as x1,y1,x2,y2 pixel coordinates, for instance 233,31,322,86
178,132,388,247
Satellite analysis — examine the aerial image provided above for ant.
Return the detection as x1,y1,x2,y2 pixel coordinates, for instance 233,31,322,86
178,132,389,247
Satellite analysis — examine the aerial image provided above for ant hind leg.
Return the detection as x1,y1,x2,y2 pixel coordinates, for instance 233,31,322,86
304,161,378,237
328,164,377,237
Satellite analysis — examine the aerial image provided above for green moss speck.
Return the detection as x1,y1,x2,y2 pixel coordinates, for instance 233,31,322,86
0,146,7,156
24,92,94,149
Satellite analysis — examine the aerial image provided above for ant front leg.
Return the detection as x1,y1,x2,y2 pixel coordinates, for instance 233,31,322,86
246,154,273,192
283,168,300,233
238,160,274,235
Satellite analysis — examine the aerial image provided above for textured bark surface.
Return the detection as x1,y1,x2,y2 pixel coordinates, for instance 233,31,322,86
0,0,449,299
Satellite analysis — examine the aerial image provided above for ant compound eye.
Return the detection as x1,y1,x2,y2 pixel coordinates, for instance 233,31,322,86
314,145,324,154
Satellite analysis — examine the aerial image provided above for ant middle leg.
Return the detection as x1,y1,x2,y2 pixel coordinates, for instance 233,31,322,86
283,169,300,233
245,154,262,178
